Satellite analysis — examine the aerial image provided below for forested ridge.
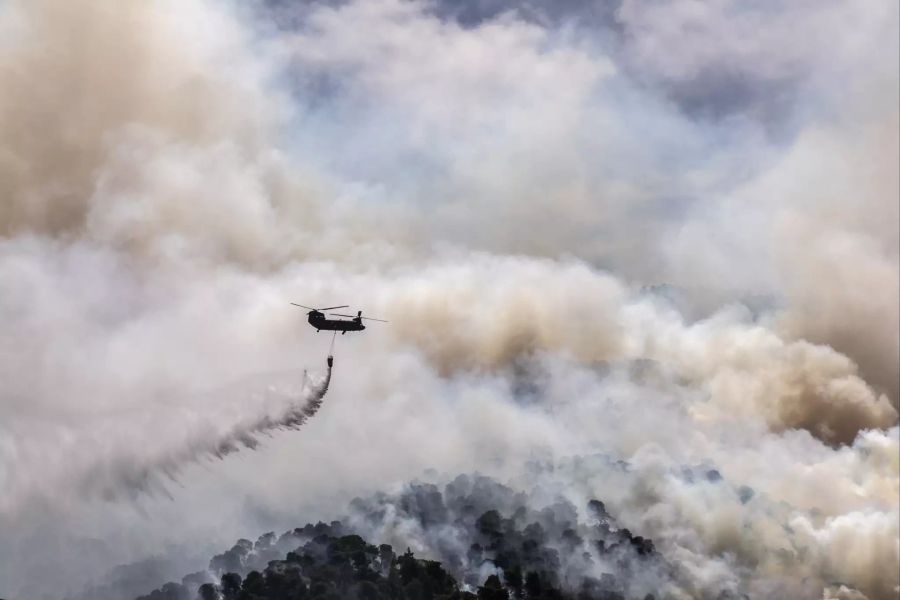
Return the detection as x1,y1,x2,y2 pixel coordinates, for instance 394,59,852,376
134,475,668,600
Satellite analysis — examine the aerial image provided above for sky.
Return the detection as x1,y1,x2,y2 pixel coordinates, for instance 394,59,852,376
0,1,898,599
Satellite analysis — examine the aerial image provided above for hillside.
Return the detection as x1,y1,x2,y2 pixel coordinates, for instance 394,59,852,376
133,475,669,600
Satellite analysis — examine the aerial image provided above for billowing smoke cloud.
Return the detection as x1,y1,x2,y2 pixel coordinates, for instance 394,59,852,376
377,256,897,444
0,0,897,599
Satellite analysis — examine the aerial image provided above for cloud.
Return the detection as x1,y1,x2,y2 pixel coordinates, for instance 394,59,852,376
0,0,896,599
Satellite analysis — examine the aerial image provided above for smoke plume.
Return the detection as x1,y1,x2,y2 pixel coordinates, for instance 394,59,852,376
0,0,897,599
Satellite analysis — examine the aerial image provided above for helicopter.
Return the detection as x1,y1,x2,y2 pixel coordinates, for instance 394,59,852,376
291,303,388,334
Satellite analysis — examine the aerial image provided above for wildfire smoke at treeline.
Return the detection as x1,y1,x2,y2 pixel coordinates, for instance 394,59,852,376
0,0,897,599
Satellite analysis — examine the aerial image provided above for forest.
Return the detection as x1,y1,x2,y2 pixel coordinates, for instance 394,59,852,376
134,475,668,600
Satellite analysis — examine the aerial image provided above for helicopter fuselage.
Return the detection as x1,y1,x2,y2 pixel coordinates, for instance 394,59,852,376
307,311,366,333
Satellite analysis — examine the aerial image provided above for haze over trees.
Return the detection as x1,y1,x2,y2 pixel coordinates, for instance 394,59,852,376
132,475,670,600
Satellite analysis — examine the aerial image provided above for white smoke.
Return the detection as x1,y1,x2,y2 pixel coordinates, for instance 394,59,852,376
0,0,897,599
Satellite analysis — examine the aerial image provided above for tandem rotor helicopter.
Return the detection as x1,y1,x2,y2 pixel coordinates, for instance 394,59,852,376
291,303,388,334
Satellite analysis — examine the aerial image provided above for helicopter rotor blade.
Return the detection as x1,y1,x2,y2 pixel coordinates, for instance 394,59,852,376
292,303,349,311
329,312,389,322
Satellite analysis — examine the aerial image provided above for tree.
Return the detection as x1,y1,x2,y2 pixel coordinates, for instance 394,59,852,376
477,575,508,600
220,573,242,600
198,583,220,600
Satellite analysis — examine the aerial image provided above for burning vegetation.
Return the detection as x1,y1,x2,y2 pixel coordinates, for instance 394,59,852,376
133,475,675,600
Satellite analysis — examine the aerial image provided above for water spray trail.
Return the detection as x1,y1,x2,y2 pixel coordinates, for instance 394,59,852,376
212,356,333,457
79,357,335,500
